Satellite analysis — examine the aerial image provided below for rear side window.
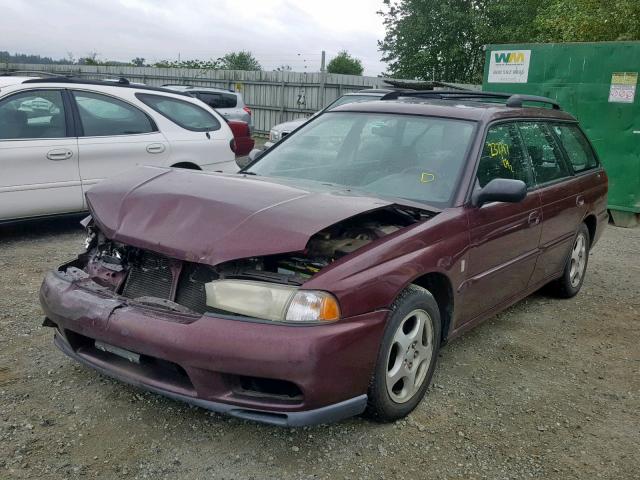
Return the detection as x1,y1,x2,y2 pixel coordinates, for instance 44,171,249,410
552,124,598,173
136,93,220,131
0,90,67,139
517,122,569,185
73,91,155,137
477,123,532,188
195,92,238,109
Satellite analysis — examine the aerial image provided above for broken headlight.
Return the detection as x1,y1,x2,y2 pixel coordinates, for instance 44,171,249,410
204,280,340,323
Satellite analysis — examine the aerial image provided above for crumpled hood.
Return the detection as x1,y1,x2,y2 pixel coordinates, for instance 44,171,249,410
86,167,393,266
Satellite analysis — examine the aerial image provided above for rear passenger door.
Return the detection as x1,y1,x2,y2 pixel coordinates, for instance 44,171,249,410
462,122,542,323
71,90,170,197
518,122,585,286
0,89,82,221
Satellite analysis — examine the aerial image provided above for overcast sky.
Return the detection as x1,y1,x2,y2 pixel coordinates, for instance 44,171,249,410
0,0,389,75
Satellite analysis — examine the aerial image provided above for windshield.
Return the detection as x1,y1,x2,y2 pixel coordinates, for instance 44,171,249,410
247,112,476,206
326,94,380,109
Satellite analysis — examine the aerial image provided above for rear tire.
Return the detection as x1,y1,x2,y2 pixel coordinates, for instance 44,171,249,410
365,285,441,422
548,223,590,298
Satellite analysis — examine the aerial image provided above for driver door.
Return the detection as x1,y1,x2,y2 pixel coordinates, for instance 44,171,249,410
460,122,542,324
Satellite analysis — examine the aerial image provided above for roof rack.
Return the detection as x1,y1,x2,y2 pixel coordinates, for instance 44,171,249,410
382,79,469,91
380,90,561,110
2,70,68,78
21,77,190,96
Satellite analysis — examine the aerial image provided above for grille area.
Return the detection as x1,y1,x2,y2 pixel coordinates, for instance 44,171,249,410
175,263,218,314
120,250,217,314
121,251,173,300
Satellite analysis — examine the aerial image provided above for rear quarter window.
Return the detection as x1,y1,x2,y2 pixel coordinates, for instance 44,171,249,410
195,92,238,109
552,124,599,173
136,93,221,132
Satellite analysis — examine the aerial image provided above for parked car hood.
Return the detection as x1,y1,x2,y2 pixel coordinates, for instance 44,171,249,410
86,167,394,266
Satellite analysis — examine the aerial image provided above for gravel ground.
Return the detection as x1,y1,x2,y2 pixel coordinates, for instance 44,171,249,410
1,218,638,480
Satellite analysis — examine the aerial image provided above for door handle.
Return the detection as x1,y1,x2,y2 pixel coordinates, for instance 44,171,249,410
576,195,585,207
46,149,73,161
146,143,166,154
528,211,541,226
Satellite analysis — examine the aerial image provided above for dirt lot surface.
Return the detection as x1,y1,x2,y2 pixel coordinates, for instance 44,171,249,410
1,218,638,479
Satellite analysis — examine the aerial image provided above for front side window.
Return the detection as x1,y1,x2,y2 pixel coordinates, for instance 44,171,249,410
551,124,598,173
136,93,220,132
246,112,475,207
477,123,532,188
518,122,569,185
0,90,67,140
73,91,155,137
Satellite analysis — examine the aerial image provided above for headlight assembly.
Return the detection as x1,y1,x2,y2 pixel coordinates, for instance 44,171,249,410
269,129,281,142
204,280,340,323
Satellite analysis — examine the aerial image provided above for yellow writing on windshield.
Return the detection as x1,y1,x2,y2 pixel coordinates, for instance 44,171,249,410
420,172,436,183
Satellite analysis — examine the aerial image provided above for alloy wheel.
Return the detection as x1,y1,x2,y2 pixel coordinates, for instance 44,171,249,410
569,232,587,287
386,309,434,404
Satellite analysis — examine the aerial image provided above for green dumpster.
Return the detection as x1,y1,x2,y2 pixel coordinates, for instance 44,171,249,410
483,42,640,227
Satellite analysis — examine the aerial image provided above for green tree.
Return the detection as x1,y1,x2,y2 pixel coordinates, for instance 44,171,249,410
378,0,640,83
219,51,261,71
535,0,640,42
379,0,485,82
131,57,146,67
326,50,364,75
78,51,100,66
152,58,221,69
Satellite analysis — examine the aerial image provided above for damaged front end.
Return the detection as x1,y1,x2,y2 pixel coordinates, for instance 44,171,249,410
62,205,431,323
40,187,437,425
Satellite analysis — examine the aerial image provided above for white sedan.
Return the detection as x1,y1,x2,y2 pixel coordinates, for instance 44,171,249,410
0,76,238,222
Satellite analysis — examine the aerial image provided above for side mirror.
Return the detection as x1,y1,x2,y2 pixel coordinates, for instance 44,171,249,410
236,148,263,169
472,178,527,207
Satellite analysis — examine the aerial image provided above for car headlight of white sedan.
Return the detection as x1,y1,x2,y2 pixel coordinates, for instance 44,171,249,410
269,129,281,142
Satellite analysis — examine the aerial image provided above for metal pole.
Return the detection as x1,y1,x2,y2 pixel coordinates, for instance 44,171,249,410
319,50,327,109
279,79,286,124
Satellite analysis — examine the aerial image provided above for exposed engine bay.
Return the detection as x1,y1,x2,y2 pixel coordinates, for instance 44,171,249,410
71,206,433,315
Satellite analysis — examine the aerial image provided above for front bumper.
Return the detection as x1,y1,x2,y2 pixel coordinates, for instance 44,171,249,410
40,270,387,426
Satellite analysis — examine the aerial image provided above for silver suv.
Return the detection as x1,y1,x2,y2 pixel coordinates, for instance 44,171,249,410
163,85,252,131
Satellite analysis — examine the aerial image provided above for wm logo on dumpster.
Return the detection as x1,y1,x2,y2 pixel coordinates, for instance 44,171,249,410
494,52,526,64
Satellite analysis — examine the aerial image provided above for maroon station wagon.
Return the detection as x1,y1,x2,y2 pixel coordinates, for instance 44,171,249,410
40,91,608,426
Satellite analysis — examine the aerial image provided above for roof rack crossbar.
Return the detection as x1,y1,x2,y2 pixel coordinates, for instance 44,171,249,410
504,94,561,110
20,77,190,96
1,70,68,78
380,90,561,110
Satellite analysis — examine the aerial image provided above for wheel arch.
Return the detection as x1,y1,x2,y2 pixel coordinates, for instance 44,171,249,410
583,214,597,250
170,162,201,170
410,271,454,345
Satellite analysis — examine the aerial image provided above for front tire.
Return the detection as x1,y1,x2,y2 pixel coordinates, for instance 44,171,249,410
365,285,441,422
548,223,590,298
